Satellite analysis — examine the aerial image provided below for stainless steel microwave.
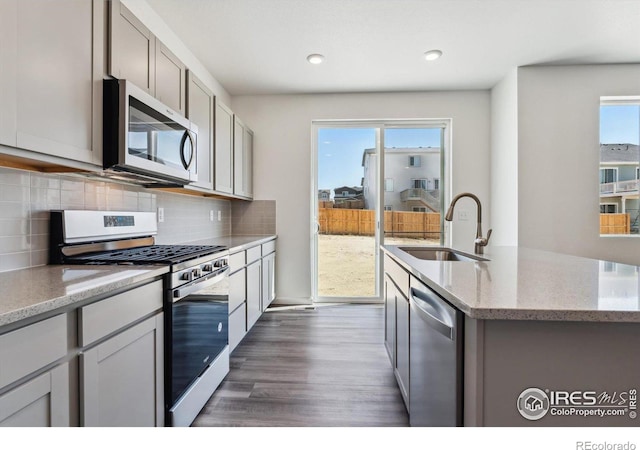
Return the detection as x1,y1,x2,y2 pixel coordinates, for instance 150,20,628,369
103,79,198,186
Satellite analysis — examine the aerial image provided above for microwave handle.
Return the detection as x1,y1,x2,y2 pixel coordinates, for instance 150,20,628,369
180,130,195,170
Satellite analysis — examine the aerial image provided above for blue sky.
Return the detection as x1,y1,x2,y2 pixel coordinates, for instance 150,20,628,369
318,128,441,191
318,107,640,192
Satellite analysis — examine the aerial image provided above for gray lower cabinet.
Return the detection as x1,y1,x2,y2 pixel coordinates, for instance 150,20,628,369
78,280,164,427
0,313,70,427
246,259,262,330
0,0,104,166
261,251,276,311
0,364,70,427
383,254,410,411
186,71,214,191
80,313,164,427
228,267,247,352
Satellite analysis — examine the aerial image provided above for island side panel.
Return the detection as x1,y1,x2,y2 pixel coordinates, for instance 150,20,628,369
478,319,640,427
464,317,485,426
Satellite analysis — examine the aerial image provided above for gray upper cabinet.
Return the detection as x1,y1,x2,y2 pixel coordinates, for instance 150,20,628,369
215,100,234,194
109,0,185,115
233,116,254,199
155,42,186,115
186,71,214,191
109,0,155,94
0,0,104,166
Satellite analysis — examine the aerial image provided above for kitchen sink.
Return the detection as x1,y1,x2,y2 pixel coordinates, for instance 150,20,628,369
398,247,489,262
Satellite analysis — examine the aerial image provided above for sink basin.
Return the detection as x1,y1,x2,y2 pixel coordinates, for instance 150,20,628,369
398,247,488,262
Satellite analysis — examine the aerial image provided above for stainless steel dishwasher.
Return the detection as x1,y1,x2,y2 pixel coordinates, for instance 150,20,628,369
409,277,463,426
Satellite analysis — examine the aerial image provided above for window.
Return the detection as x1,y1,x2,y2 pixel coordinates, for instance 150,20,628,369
412,207,427,212
342,191,349,196
412,179,427,190
600,168,617,184
384,205,392,211
637,167,639,180
409,155,421,167
384,178,394,192
433,178,440,190
600,98,640,236
600,204,618,214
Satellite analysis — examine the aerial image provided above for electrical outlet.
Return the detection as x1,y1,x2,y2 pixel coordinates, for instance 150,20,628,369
209,210,214,222
157,207,164,223
217,210,222,221
458,210,469,221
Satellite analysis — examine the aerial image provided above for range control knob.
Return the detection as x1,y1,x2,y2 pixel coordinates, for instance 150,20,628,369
214,259,227,268
181,271,193,281
192,268,202,278
203,264,213,272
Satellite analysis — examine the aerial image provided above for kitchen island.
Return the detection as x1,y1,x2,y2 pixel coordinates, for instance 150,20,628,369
382,245,640,427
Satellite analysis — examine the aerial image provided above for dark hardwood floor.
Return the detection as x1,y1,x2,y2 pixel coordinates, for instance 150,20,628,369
192,304,409,427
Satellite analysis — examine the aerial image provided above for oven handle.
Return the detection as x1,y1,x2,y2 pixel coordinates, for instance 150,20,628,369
172,267,229,302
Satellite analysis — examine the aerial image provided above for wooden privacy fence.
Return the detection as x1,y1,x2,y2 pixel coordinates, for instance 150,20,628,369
600,213,630,234
318,208,441,239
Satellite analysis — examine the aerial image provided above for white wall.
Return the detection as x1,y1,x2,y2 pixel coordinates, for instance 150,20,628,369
490,68,518,246
517,64,640,265
232,91,491,303
122,0,231,105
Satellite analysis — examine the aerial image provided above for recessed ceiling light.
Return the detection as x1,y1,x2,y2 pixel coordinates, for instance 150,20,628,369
424,50,443,61
307,54,325,64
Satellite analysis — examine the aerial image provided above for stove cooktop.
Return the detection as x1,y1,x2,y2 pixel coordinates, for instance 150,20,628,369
66,244,227,265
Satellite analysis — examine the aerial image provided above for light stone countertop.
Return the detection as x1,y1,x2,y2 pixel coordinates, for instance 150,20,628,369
382,245,640,322
0,265,169,328
181,235,277,253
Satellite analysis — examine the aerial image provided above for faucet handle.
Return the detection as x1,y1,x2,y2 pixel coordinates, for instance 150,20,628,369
486,229,492,244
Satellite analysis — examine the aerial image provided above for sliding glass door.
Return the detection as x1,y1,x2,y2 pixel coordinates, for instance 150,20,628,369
312,121,448,303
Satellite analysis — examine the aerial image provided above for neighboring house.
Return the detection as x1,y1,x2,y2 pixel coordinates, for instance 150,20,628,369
599,143,639,230
362,147,441,212
318,189,331,201
333,186,364,209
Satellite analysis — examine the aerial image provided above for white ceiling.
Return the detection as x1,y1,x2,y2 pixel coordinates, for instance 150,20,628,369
147,0,640,96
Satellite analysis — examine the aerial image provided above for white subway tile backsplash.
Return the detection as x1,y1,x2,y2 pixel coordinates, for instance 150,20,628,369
0,219,29,236
0,185,30,203
0,236,30,253
0,201,30,219
0,169,30,186
0,251,30,271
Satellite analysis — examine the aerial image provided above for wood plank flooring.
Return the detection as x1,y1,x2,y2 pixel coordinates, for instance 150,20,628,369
192,304,409,427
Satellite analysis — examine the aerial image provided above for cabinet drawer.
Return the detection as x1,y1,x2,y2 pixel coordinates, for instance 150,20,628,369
246,246,261,264
229,251,245,273
0,314,67,389
384,254,409,297
229,268,246,313
262,240,275,256
228,303,246,353
79,280,163,347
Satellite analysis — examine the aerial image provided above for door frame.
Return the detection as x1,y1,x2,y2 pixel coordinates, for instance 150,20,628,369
311,119,452,303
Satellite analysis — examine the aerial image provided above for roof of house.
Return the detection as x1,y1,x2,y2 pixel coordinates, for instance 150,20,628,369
600,144,639,163
334,186,363,193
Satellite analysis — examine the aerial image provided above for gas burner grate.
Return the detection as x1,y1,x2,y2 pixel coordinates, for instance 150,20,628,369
67,244,227,265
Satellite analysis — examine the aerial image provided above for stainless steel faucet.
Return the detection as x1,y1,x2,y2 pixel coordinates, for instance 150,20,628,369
444,192,492,254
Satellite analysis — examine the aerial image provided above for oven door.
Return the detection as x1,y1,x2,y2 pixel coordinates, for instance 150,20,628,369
167,268,229,408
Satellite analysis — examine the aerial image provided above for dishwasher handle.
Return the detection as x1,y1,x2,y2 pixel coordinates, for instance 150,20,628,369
410,287,455,340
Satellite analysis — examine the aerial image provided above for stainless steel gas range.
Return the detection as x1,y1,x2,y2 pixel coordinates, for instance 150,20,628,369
50,210,230,427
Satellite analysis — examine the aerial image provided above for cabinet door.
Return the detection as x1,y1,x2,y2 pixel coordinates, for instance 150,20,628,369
81,314,164,427
233,116,245,197
109,0,155,94
0,0,103,165
246,260,262,331
228,303,247,353
155,41,186,115
261,252,275,311
229,268,246,313
244,126,254,198
0,364,70,427
384,274,396,365
214,101,234,194
395,290,410,409
186,71,214,191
